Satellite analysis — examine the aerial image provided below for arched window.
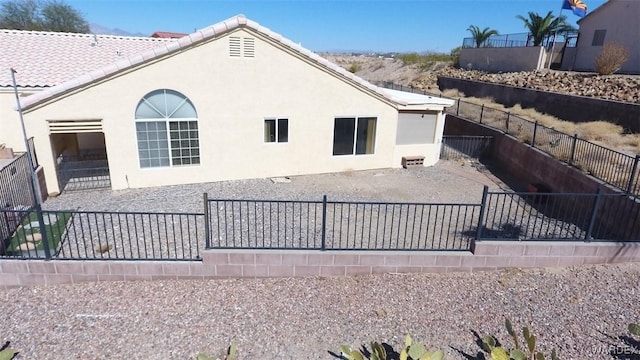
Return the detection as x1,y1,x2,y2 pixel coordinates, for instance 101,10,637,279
134,89,199,168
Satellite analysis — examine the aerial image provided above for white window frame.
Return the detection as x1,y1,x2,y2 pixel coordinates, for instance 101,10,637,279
134,89,200,169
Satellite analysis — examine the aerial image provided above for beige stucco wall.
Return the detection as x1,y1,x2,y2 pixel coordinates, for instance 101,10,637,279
459,46,546,72
20,29,447,193
573,0,640,74
0,89,40,151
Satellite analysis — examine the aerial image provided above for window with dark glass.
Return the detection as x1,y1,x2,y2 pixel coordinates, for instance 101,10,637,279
264,118,288,143
332,117,376,155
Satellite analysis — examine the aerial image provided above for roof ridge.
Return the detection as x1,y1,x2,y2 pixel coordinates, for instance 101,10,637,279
0,28,172,41
18,14,451,109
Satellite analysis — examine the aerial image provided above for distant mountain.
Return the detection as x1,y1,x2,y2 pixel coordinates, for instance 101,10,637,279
90,23,147,37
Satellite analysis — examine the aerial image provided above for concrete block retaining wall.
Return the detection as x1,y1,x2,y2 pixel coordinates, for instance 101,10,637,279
438,76,640,133
2,242,639,287
444,115,640,240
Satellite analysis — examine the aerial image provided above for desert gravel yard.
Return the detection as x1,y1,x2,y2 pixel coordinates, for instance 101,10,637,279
41,160,506,213
1,263,639,359
3,162,638,359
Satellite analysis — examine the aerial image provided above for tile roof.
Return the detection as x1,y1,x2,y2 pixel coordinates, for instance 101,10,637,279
0,30,175,88
151,31,188,38
16,15,454,110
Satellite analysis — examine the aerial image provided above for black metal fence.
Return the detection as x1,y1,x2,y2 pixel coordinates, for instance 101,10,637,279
206,196,478,251
461,31,579,48
207,196,479,250
57,155,111,192
206,188,640,251
481,190,640,241
2,187,638,260
451,99,640,196
441,136,493,160
1,208,203,260
0,142,38,251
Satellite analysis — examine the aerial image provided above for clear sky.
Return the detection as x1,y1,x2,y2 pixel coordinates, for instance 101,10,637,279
65,0,607,53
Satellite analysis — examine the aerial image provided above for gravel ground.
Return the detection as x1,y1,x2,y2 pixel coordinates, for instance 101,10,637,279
42,161,503,213
1,263,639,359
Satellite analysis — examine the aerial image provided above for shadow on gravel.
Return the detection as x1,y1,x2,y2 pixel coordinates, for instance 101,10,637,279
449,330,486,360
597,330,640,359
461,223,523,240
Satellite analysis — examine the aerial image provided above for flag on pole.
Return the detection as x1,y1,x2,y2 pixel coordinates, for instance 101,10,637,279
562,0,588,18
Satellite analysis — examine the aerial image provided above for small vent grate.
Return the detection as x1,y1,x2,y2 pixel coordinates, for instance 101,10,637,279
48,119,103,133
229,36,241,57
243,37,255,58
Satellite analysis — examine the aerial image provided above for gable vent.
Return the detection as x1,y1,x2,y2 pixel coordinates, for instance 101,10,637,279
48,119,103,133
229,36,241,57
243,37,255,58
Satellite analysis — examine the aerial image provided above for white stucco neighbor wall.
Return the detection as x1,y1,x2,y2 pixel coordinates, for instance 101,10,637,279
573,1,640,74
459,46,546,72
22,29,427,193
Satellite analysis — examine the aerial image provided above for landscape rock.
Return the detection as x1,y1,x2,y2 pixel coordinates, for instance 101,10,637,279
321,54,640,104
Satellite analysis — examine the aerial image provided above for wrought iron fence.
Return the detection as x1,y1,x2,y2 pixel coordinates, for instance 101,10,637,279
1,208,203,260
449,99,640,196
207,196,478,251
441,136,493,160
0,148,38,248
480,190,640,241
461,31,578,48
206,188,640,251
57,157,111,191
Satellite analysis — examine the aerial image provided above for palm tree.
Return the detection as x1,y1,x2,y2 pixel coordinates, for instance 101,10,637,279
466,25,499,48
516,11,575,46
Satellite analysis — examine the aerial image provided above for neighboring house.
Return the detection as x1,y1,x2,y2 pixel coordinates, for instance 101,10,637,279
0,15,453,194
563,0,640,74
151,31,188,39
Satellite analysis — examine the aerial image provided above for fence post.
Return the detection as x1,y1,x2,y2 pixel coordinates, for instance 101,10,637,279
568,134,578,165
584,188,602,242
476,186,489,241
203,192,210,249
479,104,484,124
321,195,327,251
531,121,538,148
35,204,51,259
626,155,640,194
456,99,460,116
505,112,510,134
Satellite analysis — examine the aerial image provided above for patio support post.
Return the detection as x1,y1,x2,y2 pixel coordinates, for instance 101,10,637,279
321,195,327,251
203,192,210,249
569,134,578,165
585,189,602,242
476,186,489,241
626,155,640,195
10,68,50,259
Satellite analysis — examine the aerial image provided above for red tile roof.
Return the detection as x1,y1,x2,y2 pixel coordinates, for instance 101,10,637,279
0,30,175,88
151,31,188,39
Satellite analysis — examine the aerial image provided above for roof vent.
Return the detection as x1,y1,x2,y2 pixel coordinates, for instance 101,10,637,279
229,36,255,58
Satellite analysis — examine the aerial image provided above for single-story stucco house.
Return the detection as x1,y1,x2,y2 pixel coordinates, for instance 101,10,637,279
0,15,454,195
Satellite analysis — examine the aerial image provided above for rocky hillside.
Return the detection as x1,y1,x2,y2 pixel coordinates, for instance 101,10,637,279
322,54,640,104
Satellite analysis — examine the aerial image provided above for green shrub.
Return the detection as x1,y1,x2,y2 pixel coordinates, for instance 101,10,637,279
348,63,362,73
